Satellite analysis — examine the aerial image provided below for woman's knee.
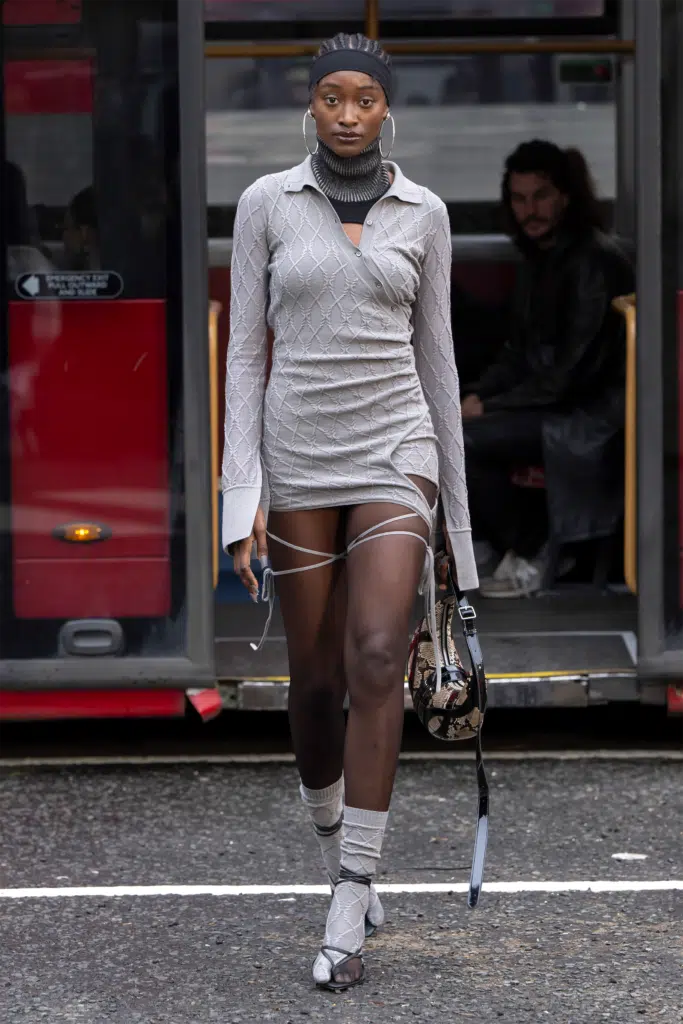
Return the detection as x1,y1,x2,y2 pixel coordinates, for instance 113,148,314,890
346,630,403,710
289,669,346,716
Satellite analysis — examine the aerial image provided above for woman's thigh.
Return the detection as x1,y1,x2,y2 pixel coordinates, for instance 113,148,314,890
343,477,437,695
268,507,347,678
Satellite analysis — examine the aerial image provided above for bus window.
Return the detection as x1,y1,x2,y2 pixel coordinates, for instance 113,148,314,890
205,0,364,20
204,1,365,40
660,0,683,645
0,0,189,660
378,2,607,19
205,53,615,227
390,55,614,204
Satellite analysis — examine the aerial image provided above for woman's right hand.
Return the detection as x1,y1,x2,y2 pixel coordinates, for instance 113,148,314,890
437,522,454,591
232,506,269,602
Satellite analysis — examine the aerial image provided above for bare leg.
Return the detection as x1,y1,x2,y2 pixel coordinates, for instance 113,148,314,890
344,480,437,810
268,508,347,789
269,508,386,947
316,478,437,988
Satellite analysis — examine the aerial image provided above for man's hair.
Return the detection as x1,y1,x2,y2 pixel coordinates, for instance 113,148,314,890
316,32,391,69
501,139,604,244
69,186,97,231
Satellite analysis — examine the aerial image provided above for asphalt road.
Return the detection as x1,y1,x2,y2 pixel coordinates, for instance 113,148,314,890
1,758,681,1023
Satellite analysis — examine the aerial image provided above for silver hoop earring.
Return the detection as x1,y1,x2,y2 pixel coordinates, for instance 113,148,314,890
379,113,395,160
302,109,319,156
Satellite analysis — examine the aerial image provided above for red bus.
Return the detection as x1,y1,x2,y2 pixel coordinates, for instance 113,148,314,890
1,0,681,720
0,0,215,720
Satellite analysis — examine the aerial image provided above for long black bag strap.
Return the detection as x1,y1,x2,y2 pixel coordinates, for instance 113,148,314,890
449,567,489,908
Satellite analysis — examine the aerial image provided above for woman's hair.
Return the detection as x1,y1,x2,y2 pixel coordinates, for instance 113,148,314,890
501,138,604,241
316,32,391,71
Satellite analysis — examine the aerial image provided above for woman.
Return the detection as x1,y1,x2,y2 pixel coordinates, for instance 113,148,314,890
222,32,478,991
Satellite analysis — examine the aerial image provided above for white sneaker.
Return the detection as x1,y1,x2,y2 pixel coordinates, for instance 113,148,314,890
473,540,496,569
478,551,542,599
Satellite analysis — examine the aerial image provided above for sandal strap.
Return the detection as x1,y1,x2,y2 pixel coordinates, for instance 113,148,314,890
320,944,363,969
314,813,343,838
337,866,372,887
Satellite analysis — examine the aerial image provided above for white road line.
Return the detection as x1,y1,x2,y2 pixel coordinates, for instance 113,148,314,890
1,749,682,768
1,881,681,900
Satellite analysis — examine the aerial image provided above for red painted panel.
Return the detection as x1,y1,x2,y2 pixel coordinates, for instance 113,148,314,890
13,558,171,619
0,688,186,722
186,687,223,722
667,684,683,715
9,300,170,618
4,59,93,115
3,0,82,25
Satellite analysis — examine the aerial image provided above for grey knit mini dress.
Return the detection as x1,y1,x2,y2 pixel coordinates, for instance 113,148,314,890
221,157,478,592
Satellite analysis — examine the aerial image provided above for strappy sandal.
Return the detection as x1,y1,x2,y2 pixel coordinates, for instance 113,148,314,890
315,819,379,939
315,945,366,992
314,869,371,993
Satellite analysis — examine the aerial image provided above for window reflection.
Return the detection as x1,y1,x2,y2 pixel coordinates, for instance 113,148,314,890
379,1,605,16
204,0,364,21
205,53,615,206
2,50,178,298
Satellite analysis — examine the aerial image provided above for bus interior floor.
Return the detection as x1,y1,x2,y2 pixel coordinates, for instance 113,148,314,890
214,589,638,682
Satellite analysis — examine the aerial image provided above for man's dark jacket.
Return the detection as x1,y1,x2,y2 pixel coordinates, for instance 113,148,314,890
468,229,635,544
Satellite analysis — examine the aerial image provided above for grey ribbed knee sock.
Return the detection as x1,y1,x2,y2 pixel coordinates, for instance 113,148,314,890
299,780,385,932
312,806,388,985
299,776,344,887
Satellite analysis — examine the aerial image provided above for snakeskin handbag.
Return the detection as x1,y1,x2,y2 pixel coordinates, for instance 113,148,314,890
407,567,489,907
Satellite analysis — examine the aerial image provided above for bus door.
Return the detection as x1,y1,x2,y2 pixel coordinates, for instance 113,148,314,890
634,0,683,706
206,0,642,712
0,0,214,690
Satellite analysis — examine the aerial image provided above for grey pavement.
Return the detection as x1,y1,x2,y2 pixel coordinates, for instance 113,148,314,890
1,760,682,1023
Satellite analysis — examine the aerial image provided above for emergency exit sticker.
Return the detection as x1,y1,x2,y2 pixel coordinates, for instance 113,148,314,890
15,272,123,300
3,1,82,25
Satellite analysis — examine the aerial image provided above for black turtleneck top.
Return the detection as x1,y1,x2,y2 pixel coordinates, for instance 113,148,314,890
311,137,390,223
328,196,380,225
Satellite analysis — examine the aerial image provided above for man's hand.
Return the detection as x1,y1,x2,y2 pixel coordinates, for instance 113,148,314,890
461,394,484,420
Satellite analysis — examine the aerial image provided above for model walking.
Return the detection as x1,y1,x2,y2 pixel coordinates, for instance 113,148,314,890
222,31,478,990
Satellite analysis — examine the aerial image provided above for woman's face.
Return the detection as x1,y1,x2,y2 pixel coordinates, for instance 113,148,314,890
310,70,389,159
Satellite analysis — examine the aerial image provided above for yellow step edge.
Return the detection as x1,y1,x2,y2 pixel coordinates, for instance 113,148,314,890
229,669,634,683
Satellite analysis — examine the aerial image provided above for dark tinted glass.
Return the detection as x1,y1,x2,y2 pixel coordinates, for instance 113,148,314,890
661,0,683,645
1,0,188,659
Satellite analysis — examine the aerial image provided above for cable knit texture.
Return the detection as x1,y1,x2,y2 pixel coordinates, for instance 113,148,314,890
312,806,388,985
222,156,478,591
299,778,385,930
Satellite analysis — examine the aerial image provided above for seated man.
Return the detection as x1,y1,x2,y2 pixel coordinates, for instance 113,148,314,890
460,139,634,598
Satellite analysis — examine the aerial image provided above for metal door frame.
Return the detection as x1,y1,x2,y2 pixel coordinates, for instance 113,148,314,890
634,0,683,678
1,0,214,687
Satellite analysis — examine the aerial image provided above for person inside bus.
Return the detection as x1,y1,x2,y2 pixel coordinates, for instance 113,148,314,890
3,160,54,278
222,33,477,990
63,186,100,271
458,139,634,598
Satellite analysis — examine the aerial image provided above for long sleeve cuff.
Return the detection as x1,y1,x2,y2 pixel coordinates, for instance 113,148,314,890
448,528,479,592
222,485,261,553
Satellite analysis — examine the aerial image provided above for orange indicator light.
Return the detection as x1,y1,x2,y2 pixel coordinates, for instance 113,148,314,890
54,523,111,543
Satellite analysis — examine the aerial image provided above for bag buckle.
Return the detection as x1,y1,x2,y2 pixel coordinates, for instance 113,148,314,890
458,601,477,622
